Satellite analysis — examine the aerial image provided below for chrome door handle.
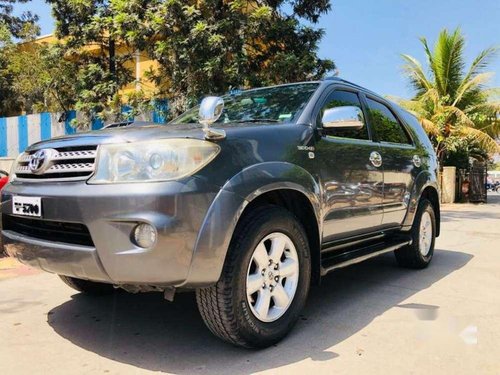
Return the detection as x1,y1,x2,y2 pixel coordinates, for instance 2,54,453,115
369,151,382,167
412,155,422,167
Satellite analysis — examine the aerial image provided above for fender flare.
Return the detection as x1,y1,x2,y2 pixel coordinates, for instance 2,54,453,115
181,162,321,287
402,170,440,231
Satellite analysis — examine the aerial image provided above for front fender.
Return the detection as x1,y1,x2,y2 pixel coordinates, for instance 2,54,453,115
182,162,321,287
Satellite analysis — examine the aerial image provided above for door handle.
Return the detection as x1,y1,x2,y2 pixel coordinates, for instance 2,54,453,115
412,155,422,167
369,151,382,167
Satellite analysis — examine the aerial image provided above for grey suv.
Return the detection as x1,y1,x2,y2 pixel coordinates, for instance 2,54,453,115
2,78,440,348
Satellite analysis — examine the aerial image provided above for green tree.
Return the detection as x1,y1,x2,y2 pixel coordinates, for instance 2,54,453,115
0,22,18,116
0,0,39,38
47,0,335,119
395,28,500,166
7,42,79,114
0,24,78,116
46,0,137,125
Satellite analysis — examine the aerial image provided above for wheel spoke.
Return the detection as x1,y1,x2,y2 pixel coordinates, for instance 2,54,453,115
269,236,286,264
255,288,271,318
280,258,297,278
253,243,269,269
247,273,262,295
272,284,290,308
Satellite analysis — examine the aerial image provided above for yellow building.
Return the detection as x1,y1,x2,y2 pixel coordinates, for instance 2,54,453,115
21,33,160,97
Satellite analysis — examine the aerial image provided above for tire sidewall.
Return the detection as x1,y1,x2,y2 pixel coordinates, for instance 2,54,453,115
230,208,311,346
413,200,436,264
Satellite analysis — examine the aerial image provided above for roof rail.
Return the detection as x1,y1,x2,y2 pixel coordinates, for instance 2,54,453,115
322,76,381,98
103,120,134,129
321,76,342,81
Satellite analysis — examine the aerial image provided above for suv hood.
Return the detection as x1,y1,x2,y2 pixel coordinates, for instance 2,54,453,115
25,122,208,152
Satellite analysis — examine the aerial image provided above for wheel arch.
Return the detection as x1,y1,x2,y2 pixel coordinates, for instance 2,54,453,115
420,185,440,237
403,170,440,237
183,162,322,287
235,187,322,285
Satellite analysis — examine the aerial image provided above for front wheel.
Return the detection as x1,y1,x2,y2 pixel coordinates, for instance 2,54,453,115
395,199,436,269
196,206,311,348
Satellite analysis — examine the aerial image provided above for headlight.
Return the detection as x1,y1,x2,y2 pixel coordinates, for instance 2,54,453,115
89,139,220,184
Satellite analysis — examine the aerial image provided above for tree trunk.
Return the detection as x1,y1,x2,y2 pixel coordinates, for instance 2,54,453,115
109,38,116,86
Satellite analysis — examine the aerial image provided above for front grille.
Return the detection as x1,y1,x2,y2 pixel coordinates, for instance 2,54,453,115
15,146,98,181
2,214,94,247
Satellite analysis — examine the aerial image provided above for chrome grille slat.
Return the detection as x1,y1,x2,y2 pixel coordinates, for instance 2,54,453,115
17,163,95,175
53,150,97,160
15,146,98,181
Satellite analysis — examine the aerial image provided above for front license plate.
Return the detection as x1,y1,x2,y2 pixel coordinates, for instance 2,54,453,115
12,196,42,217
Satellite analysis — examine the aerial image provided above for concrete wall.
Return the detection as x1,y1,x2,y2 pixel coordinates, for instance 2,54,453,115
0,157,14,173
441,166,457,204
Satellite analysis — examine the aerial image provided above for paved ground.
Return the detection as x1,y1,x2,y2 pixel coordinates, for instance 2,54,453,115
1,195,499,375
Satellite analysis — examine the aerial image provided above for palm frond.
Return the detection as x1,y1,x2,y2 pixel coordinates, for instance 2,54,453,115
454,126,500,153
401,53,433,92
452,72,494,107
432,28,465,98
443,105,475,127
388,96,421,111
466,101,500,113
482,87,500,99
463,46,499,79
420,118,440,136
419,36,437,77
419,87,440,107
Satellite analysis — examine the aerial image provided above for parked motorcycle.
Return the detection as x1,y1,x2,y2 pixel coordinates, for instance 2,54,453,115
486,181,500,193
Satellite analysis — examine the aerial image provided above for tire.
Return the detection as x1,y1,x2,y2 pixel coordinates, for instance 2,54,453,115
59,275,116,295
196,205,311,348
395,198,436,269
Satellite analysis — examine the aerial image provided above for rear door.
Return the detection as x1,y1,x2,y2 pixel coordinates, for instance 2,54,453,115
314,88,384,242
364,96,418,227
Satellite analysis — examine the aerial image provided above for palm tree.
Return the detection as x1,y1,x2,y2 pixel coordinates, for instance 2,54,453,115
395,28,500,166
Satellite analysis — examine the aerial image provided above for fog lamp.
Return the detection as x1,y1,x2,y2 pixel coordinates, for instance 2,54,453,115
133,223,157,248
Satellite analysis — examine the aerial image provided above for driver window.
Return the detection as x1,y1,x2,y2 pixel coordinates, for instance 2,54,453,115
318,90,369,140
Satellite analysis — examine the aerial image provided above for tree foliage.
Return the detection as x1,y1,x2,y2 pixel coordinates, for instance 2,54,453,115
47,0,335,119
394,28,500,166
0,24,78,116
0,0,39,38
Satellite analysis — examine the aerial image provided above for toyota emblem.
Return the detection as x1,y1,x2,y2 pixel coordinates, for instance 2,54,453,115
28,149,56,174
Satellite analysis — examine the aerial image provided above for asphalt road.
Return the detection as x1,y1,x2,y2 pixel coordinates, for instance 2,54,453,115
1,195,499,374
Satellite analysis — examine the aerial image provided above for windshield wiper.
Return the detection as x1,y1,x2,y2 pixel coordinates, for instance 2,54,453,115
231,119,281,123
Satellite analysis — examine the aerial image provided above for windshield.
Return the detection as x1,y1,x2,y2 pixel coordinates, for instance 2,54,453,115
171,83,319,125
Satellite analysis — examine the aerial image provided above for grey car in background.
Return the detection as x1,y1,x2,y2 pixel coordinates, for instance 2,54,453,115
2,78,440,348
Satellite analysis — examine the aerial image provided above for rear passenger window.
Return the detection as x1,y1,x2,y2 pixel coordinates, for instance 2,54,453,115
366,98,412,145
318,90,369,140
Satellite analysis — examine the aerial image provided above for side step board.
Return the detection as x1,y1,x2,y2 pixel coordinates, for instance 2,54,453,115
320,236,412,276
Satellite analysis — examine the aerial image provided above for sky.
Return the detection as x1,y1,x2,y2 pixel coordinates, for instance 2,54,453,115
13,0,500,99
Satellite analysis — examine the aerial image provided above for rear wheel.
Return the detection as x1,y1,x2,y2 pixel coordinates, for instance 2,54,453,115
196,206,311,348
59,275,116,295
395,199,436,269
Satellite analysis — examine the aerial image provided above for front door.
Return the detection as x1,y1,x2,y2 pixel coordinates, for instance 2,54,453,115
315,89,384,242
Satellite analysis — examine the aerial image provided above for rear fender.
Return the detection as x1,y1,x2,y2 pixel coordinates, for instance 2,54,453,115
401,170,440,232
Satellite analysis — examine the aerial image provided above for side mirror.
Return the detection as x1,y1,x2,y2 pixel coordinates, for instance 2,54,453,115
199,96,224,126
198,96,226,140
322,106,364,130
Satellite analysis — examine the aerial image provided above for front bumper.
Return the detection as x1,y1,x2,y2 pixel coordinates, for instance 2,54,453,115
1,177,230,287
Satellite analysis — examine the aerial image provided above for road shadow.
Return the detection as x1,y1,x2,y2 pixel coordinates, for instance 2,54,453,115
48,249,472,374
